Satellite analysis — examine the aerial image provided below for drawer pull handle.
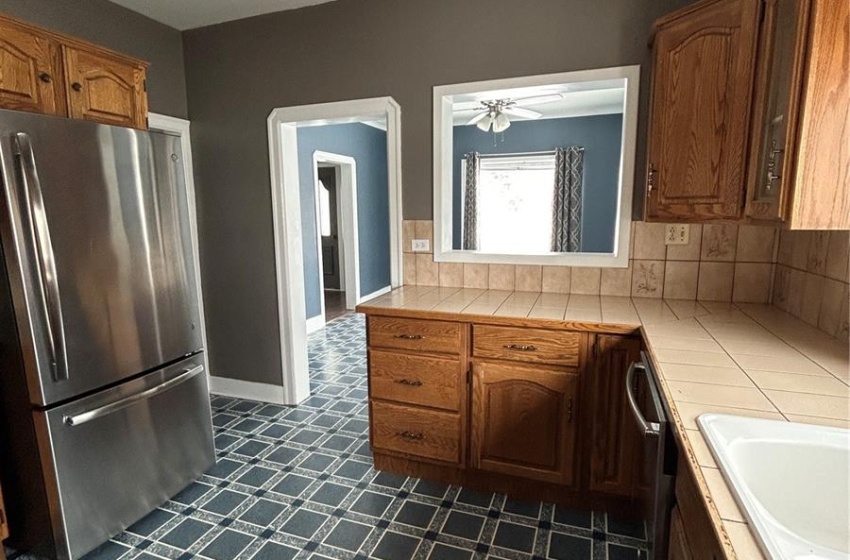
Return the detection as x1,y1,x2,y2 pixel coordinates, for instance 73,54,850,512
395,378,423,387
398,431,425,441
503,343,537,352
395,334,424,340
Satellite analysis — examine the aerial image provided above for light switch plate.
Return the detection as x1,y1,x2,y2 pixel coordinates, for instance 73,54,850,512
411,239,430,252
665,224,690,245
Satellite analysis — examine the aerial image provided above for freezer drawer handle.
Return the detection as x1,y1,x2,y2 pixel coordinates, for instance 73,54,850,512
63,364,205,427
12,132,69,382
625,361,661,437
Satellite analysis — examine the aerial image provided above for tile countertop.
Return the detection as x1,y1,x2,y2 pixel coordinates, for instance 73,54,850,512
357,286,850,560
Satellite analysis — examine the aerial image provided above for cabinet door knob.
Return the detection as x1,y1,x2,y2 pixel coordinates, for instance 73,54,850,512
395,378,423,387
398,431,424,441
647,165,657,195
71,82,83,92
39,72,52,83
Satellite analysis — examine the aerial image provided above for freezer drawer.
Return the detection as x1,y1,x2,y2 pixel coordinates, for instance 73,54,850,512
35,354,214,560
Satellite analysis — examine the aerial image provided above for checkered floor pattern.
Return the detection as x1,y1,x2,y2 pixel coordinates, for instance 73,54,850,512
10,313,647,560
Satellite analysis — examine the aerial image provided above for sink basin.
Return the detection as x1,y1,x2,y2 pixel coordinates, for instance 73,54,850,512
698,413,850,560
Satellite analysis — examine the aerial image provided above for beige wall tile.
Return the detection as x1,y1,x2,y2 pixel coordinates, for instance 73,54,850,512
701,224,738,262
403,254,416,285
732,263,772,303
838,294,850,341
786,268,806,317
697,262,734,301
463,263,489,289
632,260,665,298
736,225,777,263
489,264,516,291
825,231,850,281
515,265,542,292
807,231,829,274
800,273,824,326
413,220,433,253
402,220,416,253
772,265,791,311
663,261,699,300
571,267,601,295
600,265,632,296
632,222,666,260
666,224,702,261
438,262,463,287
777,229,794,266
790,230,812,269
542,266,571,293
415,253,439,286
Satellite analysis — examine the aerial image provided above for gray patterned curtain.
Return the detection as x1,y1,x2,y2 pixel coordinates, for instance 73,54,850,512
462,152,480,250
551,147,585,252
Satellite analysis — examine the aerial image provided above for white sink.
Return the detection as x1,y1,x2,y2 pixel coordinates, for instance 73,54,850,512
698,413,850,560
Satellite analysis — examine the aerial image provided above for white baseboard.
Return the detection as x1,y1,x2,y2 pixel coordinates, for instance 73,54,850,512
208,375,289,405
358,285,392,305
306,314,325,334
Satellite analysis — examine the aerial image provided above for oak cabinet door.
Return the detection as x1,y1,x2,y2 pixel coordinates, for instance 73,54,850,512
588,335,642,497
0,18,64,116
646,0,761,221
63,46,147,129
471,360,578,486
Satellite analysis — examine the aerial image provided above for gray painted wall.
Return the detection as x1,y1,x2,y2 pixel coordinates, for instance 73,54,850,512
297,123,390,319
183,0,685,385
0,0,188,118
452,114,624,253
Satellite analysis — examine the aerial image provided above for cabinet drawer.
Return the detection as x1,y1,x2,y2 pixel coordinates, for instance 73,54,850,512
473,325,581,366
369,350,462,411
368,316,461,355
371,401,461,464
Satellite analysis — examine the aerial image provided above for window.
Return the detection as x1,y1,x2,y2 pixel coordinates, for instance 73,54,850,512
466,154,557,254
318,179,332,237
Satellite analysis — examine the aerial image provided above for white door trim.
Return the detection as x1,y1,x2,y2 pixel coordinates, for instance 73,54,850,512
313,151,359,319
268,96,402,405
147,113,211,383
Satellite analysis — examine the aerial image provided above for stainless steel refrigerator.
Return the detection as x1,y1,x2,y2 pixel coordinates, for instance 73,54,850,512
0,109,215,560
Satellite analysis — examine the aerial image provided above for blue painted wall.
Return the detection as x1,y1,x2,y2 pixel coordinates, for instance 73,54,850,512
452,114,623,253
297,123,390,319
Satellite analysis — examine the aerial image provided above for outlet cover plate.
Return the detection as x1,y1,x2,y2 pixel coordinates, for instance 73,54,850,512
665,224,690,245
412,239,430,252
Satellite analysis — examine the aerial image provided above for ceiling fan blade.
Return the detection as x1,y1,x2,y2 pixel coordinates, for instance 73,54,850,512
466,112,490,126
512,93,564,107
453,100,486,111
503,107,543,119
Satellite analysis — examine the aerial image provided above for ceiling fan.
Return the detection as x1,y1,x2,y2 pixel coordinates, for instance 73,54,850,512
457,93,565,133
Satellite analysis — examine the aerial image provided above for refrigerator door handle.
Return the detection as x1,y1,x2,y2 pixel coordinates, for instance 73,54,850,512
64,364,205,427
12,132,69,382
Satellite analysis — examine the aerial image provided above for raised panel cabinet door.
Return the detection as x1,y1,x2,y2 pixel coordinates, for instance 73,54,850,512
0,17,65,115
471,360,578,486
63,46,147,129
646,0,761,221
588,335,642,497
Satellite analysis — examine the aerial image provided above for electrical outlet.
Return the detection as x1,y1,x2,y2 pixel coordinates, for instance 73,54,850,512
665,224,690,245
411,239,430,252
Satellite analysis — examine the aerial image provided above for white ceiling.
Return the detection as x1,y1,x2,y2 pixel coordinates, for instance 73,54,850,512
109,0,339,30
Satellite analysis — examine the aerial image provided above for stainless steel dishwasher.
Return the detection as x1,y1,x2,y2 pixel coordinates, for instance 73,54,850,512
626,352,677,560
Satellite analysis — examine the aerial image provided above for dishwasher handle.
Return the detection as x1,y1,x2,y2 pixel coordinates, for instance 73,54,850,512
626,361,661,437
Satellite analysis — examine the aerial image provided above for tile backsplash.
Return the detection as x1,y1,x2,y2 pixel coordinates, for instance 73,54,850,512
403,220,778,303
401,220,850,341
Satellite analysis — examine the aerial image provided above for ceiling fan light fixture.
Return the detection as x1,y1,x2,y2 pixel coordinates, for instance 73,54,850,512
476,114,493,132
493,112,511,133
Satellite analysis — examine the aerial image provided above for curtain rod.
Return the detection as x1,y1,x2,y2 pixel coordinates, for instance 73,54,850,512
477,148,584,158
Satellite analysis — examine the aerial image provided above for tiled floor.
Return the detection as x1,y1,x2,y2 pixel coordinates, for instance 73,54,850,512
10,314,646,560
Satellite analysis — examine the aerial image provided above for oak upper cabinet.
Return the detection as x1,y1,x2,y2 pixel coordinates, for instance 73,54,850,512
471,360,579,486
646,0,762,221
588,335,642,498
745,0,850,229
63,46,147,129
0,16,64,116
0,14,148,129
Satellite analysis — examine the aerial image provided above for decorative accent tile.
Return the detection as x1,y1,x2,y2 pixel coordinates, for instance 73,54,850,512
700,225,738,262
631,260,664,299
806,231,830,274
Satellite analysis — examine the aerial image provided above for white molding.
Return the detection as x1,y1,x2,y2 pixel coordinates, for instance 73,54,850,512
433,65,639,268
209,376,287,405
313,151,359,311
147,113,212,381
306,315,325,334
358,285,391,304
268,97,402,406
